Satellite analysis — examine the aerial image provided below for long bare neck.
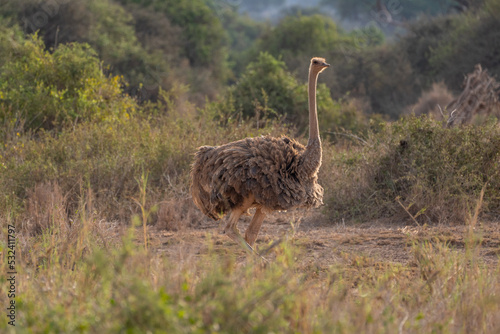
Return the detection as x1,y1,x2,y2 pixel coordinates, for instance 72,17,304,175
308,68,320,145
299,67,322,178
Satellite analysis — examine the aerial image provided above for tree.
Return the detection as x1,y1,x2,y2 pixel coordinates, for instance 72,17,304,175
0,33,136,132
321,0,460,23
228,52,340,133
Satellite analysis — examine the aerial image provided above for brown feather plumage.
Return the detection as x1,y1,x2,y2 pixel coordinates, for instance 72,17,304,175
190,135,323,220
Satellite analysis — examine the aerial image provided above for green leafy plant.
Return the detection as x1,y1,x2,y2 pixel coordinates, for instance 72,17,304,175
0,34,136,132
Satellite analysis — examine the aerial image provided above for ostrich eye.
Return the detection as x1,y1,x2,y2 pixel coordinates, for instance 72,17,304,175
313,60,318,64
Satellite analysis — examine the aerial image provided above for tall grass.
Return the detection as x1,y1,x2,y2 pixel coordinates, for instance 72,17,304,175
1,204,499,333
0,110,292,225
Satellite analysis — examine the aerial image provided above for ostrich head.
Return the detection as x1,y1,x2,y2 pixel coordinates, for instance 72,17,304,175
310,57,330,73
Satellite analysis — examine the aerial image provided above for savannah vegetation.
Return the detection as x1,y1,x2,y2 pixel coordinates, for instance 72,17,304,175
0,0,499,332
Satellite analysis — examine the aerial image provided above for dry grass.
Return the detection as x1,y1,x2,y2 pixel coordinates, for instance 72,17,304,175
156,197,209,231
406,82,454,118
1,180,499,333
323,116,500,224
23,182,68,235
1,208,500,333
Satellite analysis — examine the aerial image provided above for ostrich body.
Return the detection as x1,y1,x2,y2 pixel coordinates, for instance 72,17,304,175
191,57,329,251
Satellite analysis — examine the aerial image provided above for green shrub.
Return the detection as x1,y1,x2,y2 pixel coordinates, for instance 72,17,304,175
1,0,229,101
258,14,341,60
225,53,329,130
84,0,165,90
331,43,417,118
118,0,230,77
217,7,268,80
118,0,228,69
229,52,306,120
254,13,370,79
1,0,164,93
256,12,384,64
325,116,500,223
225,52,376,135
0,34,136,132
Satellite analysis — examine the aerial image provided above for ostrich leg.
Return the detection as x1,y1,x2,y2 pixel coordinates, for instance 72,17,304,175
223,207,256,254
245,208,266,246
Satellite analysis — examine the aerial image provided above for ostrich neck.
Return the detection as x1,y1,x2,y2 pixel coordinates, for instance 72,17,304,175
300,68,322,178
308,69,320,145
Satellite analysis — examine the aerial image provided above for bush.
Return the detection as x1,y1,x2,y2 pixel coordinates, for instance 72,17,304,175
426,13,500,90
331,43,417,118
225,52,335,131
119,0,227,69
213,52,377,136
254,13,371,80
258,14,341,60
325,115,500,223
0,34,136,132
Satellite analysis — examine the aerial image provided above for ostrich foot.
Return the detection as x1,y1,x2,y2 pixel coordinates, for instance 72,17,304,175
258,238,284,257
224,228,268,262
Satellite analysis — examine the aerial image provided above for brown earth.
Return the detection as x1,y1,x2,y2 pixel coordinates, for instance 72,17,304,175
149,209,500,269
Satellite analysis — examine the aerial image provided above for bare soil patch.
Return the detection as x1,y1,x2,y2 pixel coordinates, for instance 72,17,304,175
149,209,500,269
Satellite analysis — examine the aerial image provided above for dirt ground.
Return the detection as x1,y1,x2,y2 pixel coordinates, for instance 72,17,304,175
150,209,500,269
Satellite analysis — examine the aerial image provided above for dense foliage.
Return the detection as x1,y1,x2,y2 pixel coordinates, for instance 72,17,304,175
324,116,500,223
320,2,500,117
1,0,499,117
0,33,135,132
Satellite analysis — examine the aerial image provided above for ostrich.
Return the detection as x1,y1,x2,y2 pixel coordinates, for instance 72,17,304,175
190,57,329,253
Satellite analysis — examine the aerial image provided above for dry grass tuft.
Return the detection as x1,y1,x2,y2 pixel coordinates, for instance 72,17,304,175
23,182,68,235
447,64,500,127
156,196,210,231
407,81,454,118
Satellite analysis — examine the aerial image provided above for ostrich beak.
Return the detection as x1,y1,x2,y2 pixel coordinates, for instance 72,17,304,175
322,62,330,67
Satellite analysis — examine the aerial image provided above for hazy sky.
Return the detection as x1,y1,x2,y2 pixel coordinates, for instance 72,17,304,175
238,0,326,21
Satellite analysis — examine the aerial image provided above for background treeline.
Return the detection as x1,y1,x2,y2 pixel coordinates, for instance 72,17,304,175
1,0,499,120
